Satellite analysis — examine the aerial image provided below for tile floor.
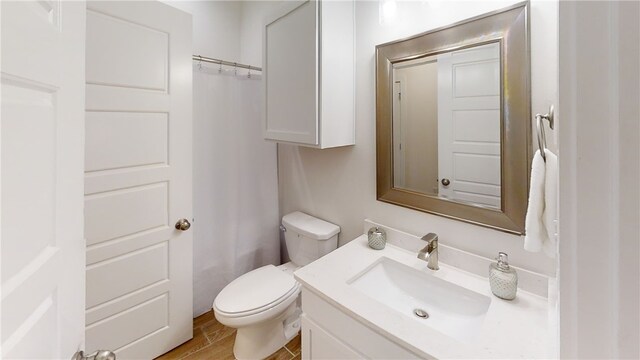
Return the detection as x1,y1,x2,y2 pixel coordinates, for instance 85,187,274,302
155,311,301,360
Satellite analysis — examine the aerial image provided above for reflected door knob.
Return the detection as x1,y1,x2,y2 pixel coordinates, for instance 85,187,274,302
441,178,451,186
175,218,191,231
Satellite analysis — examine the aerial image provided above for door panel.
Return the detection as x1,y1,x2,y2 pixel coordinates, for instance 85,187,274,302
85,183,169,246
86,294,169,353
453,110,500,142
86,10,169,91
84,2,192,358
85,112,169,172
1,83,56,278
453,154,501,184
1,1,86,358
86,243,168,308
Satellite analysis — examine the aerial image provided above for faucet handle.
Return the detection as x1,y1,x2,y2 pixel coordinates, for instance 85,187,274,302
421,233,438,244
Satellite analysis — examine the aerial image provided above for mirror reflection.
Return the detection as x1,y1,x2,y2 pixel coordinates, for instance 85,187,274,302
392,42,502,209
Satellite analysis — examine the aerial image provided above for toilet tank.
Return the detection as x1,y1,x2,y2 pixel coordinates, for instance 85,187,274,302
282,212,340,266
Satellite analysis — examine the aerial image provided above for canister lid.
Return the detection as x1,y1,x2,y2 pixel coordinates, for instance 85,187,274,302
368,226,386,237
497,252,510,270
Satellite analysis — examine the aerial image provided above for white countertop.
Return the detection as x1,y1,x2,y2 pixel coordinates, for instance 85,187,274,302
294,235,551,359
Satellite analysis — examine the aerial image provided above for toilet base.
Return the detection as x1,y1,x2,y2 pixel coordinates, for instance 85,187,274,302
233,302,300,360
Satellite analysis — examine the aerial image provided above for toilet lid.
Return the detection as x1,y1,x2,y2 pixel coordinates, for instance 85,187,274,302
214,265,297,315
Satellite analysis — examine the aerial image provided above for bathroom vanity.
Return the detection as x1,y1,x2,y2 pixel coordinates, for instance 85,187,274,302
294,221,552,359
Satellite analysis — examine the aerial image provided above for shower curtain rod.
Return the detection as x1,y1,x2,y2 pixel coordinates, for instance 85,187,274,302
192,55,262,72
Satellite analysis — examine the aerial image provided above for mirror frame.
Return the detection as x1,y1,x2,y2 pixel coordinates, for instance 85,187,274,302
376,2,531,234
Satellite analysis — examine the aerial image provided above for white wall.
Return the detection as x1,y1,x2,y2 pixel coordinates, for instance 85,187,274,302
558,1,639,358
240,1,274,66
242,0,558,276
166,0,242,60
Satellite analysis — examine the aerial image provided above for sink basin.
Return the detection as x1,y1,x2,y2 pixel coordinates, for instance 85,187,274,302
347,257,491,343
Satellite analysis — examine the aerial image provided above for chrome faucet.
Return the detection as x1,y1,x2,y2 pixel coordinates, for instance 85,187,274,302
417,233,439,270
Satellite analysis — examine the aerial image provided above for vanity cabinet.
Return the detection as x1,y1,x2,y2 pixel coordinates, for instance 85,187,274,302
301,316,361,359
263,0,355,148
300,289,423,360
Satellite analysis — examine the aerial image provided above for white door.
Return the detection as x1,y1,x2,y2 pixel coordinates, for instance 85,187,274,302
1,1,87,359
83,2,193,358
437,43,501,209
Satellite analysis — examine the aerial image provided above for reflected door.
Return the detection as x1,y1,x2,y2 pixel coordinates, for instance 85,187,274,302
437,43,501,209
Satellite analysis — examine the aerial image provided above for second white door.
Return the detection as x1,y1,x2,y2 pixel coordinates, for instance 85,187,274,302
84,2,193,358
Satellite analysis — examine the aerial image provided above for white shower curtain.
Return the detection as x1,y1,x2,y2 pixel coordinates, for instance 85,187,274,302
192,64,280,317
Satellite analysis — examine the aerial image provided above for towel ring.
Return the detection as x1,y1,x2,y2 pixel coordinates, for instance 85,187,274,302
536,105,554,162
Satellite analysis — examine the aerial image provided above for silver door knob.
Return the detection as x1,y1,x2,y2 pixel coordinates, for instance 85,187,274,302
72,350,116,360
175,218,191,231
441,178,451,186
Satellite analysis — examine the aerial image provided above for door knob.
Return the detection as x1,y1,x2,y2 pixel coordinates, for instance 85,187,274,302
441,178,451,186
72,350,116,360
175,218,191,231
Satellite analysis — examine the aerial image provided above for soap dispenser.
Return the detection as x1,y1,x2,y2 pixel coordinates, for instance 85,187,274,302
489,252,518,300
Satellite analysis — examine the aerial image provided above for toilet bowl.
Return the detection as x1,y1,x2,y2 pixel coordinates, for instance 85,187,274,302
213,264,301,360
213,212,340,360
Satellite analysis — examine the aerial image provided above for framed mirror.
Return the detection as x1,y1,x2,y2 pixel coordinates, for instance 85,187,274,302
376,2,530,234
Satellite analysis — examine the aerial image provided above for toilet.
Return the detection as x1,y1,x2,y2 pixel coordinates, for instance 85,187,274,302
213,211,340,360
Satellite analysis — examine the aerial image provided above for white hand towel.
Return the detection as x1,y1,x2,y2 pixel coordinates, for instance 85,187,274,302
524,149,558,258
542,149,558,257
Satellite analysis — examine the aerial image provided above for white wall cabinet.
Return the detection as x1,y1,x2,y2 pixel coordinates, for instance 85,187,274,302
263,0,355,148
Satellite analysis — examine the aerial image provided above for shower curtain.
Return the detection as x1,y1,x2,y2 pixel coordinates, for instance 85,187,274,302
192,64,280,317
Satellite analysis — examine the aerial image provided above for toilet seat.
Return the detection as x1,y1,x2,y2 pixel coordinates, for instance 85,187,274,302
214,265,299,318
215,285,299,318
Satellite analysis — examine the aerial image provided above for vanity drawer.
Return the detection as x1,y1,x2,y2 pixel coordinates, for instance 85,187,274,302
301,289,424,359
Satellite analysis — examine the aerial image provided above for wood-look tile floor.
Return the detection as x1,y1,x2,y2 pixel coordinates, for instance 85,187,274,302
155,311,301,360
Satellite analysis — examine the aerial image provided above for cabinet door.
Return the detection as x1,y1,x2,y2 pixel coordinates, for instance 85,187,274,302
264,0,318,146
301,315,362,360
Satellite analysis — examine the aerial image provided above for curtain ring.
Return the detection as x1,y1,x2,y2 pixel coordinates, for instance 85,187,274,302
218,62,222,73
234,63,238,76
247,68,251,79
